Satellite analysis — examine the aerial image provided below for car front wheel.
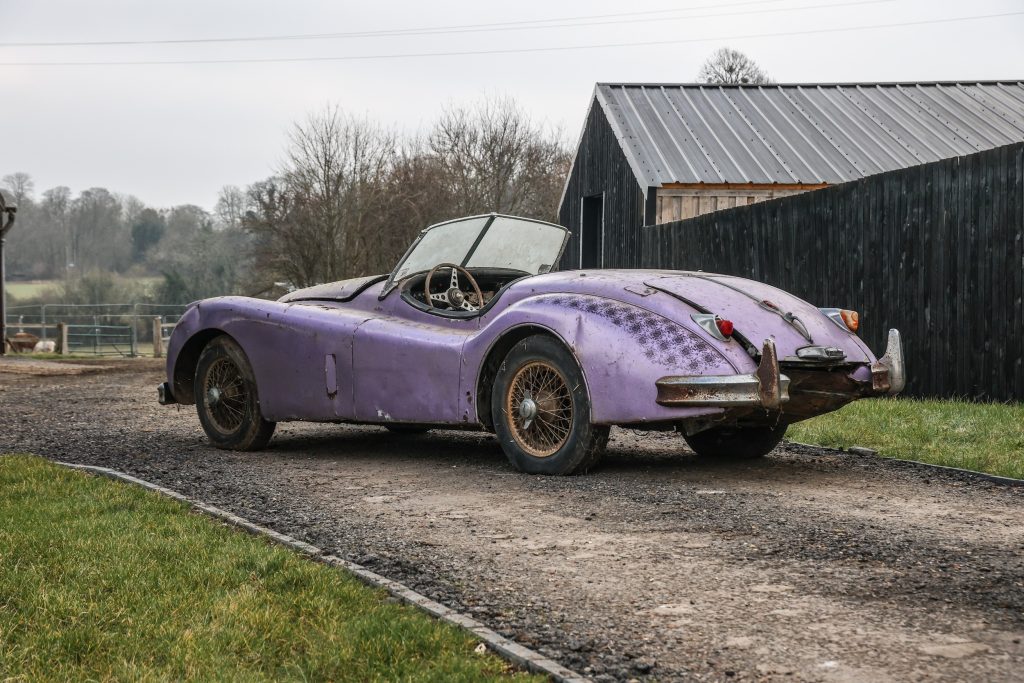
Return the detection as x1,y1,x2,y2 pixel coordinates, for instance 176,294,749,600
194,336,276,451
683,425,787,459
492,335,608,475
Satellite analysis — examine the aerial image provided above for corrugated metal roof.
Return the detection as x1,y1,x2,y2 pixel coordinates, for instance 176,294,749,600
595,81,1024,186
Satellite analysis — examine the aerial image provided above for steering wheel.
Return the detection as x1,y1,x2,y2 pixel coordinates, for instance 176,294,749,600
425,263,485,312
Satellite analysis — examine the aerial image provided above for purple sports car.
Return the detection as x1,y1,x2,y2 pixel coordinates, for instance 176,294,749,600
159,213,905,475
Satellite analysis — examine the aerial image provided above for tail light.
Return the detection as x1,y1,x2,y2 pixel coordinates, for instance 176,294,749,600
692,313,734,341
820,307,860,333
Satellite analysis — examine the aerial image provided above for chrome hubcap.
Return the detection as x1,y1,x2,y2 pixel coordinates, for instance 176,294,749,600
518,395,538,429
207,386,222,406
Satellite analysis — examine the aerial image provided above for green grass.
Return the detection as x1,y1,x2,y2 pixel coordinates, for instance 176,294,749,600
5,280,61,299
0,455,541,682
789,398,1024,479
6,276,162,302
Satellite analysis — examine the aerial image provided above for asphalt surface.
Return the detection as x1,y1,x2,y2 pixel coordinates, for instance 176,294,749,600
2,358,1023,682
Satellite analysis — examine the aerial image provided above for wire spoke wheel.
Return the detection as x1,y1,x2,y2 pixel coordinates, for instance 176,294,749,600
194,336,275,451
202,356,248,434
505,360,573,458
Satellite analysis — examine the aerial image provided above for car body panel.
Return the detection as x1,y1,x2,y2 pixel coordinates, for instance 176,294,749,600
350,291,478,423
642,272,873,362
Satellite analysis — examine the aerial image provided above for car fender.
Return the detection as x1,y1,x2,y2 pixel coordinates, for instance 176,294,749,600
468,293,741,425
167,296,371,421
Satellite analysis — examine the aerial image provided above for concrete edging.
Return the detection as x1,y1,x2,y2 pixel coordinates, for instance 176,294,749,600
786,441,1024,487
54,461,589,683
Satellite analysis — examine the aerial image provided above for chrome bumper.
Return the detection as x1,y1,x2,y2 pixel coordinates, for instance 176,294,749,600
157,382,176,406
656,339,791,408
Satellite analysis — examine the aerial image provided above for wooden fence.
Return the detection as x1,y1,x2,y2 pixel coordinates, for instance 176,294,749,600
639,142,1024,401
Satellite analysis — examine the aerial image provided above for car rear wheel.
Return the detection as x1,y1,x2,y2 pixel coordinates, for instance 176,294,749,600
194,336,276,451
683,425,787,459
492,335,609,475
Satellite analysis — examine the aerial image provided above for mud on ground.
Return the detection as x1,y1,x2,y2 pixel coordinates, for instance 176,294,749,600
1,361,1022,682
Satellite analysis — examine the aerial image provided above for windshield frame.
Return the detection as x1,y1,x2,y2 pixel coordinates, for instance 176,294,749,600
381,213,570,297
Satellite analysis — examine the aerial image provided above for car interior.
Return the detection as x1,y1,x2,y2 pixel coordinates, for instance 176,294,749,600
400,266,531,317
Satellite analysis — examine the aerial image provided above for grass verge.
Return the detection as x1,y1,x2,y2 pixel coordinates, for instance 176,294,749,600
0,455,542,682
789,397,1024,479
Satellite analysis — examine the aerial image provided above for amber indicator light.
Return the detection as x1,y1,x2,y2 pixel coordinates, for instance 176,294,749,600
840,309,859,332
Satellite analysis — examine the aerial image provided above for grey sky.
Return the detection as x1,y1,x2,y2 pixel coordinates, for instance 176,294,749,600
1,0,1021,211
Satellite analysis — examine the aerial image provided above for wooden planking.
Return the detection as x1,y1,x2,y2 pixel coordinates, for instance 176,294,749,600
653,187,813,224
639,142,1024,401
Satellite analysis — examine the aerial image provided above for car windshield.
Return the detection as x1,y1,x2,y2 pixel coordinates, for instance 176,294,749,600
384,214,569,294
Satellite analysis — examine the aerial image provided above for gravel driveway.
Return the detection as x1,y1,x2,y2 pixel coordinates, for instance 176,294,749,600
2,358,1023,682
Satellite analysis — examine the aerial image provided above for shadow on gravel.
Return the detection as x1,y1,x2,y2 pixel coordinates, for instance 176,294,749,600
265,427,511,469
263,424,809,482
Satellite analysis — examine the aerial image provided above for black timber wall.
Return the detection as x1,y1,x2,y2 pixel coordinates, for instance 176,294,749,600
639,142,1024,401
558,100,647,269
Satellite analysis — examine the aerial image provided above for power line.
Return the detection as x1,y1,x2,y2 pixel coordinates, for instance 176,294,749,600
0,0,877,47
1,11,1019,67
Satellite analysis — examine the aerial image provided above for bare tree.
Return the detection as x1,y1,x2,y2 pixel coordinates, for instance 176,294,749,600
43,186,72,275
119,194,146,228
697,47,772,85
241,97,571,292
244,108,398,288
2,172,34,205
429,97,570,221
215,185,249,230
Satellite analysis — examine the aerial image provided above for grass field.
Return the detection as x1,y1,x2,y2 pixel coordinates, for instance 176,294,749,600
789,397,1024,479
6,276,162,302
5,279,61,300
0,455,541,682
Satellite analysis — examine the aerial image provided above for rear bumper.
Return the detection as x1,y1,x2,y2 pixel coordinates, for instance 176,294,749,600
656,338,790,408
656,328,905,409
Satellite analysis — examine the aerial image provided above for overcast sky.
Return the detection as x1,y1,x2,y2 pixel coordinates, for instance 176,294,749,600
1,0,1022,210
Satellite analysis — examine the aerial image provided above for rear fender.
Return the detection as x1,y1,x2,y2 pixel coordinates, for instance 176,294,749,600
466,294,742,425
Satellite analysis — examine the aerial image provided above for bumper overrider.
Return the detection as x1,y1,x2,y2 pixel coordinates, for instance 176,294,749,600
158,382,176,405
656,329,905,408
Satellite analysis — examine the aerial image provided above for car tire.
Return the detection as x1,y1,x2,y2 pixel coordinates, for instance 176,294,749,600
194,336,276,451
491,335,609,475
683,425,787,459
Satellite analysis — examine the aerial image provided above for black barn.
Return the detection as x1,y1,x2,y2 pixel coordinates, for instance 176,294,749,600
558,81,1024,270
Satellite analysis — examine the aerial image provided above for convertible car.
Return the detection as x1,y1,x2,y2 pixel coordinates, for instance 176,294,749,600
159,213,905,475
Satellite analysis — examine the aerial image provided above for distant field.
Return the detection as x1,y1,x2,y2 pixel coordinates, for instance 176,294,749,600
7,277,162,302
6,280,60,300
